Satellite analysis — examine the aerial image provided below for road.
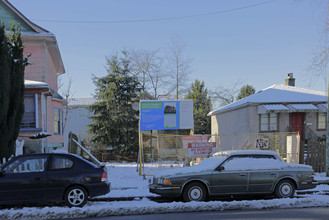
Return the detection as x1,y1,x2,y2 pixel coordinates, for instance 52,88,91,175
67,207,329,220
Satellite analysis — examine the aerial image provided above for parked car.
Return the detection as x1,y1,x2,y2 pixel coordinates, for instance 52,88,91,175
0,153,110,207
149,150,318,202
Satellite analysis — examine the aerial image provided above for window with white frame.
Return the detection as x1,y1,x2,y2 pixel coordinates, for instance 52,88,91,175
317,113,326,130
21,95,36,129
260,113,278,132
54,108,61,134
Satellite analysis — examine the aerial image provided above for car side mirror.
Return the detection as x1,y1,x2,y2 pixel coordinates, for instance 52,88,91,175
216,165,225,171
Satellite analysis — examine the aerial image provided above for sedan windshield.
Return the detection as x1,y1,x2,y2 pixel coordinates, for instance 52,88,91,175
196,156,227,170
155,156,227,177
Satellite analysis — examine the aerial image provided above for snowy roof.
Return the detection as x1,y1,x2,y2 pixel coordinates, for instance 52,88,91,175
287,104,318,112
208,84,327,116
24,80,49,88
68,98,96,106
213,150,280,157
263,104,289,111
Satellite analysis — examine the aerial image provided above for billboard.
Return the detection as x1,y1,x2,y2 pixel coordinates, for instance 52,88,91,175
140,100,193,130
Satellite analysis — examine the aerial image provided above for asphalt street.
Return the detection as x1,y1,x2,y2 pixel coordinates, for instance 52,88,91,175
65,207,329,220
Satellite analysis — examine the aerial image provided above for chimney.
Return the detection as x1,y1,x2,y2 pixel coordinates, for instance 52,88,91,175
285,73,295,86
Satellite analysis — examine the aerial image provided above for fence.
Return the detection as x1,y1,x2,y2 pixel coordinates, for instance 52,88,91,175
138,133,221,176
300,140,326,173
138,132,300,176
217,132,300,162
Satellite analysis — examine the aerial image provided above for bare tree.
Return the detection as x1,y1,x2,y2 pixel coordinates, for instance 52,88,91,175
307,1,329,88
167,36,192,99
128,49,167,99
210,81,242,110
58,73,74,132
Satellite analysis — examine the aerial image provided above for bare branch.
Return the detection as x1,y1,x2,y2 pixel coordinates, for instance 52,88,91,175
167,36,193,99
58,73,74,132
209,81,243,109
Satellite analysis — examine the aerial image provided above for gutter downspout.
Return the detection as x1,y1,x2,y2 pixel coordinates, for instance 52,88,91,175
41,88,51,153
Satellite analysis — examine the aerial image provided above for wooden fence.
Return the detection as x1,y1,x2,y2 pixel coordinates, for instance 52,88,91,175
300,141,326,173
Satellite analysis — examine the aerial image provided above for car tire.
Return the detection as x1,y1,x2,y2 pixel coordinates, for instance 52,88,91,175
274,180,295,198
64,186,88,207
182,182,207,202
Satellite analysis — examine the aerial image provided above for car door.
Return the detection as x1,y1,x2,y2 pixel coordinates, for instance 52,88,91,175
210,155,250,194
46,155,75,202
248,155,279,193
0,155,48,203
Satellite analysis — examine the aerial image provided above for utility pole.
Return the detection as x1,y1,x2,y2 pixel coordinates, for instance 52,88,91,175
326,82,329,176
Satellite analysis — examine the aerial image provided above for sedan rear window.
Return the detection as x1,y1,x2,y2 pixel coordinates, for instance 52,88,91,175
50,156,73,170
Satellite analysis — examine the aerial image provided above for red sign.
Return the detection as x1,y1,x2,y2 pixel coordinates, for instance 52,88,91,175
187,142,216,158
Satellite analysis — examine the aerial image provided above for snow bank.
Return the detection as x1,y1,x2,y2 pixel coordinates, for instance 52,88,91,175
1,195,329,219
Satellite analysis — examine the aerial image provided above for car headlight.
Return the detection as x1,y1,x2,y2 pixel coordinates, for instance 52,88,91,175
157,177,171,185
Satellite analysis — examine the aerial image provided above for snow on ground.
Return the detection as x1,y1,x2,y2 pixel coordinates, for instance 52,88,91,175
0,162,329,220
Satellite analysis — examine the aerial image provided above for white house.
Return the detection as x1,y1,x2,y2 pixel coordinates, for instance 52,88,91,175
208,74,327,152
63,98,96,149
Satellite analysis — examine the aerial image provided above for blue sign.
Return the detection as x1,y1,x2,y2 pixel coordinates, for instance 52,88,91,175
140,100,193,131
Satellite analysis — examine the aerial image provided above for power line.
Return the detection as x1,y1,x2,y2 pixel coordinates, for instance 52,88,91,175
31,0,277,24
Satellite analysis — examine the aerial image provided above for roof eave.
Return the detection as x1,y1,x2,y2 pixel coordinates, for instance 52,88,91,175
2,0,48,33
22,33,65,74
208,102,252,116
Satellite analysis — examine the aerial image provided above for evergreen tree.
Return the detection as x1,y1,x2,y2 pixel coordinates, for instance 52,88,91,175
236,84,255,100
88,52,141,155
0,23,28,159
185,80,211,134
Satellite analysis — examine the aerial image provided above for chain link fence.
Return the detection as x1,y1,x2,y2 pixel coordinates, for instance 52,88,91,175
137,132,300,176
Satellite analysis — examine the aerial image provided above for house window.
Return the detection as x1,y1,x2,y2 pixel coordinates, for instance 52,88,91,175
21,95,36,129
317,113,326,130
260,113,278,131
54,108,61,134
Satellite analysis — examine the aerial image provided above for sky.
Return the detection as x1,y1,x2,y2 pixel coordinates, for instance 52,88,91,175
9,0,328,98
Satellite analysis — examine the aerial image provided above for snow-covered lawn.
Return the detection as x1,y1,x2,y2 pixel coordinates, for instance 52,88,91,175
0,162,329,220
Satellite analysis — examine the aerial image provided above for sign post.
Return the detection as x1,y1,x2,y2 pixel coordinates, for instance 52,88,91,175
326,85,329,176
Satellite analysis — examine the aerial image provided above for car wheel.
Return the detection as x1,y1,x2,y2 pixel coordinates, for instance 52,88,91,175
183,182,207,202
64,186,88,207
275,180,295,198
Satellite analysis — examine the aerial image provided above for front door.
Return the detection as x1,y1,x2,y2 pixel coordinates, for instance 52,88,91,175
210,155,250,195
291,112,304,139
211,170,249,194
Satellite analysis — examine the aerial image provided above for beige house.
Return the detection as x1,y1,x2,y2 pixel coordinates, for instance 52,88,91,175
208,74,327,152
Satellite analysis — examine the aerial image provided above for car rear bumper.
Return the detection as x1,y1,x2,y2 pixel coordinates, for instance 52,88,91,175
88,182,111,197
299,181,318,190
149,184,181,198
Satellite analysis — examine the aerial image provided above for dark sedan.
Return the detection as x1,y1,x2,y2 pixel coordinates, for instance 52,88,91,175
0,153,110,207
149,150,318,202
